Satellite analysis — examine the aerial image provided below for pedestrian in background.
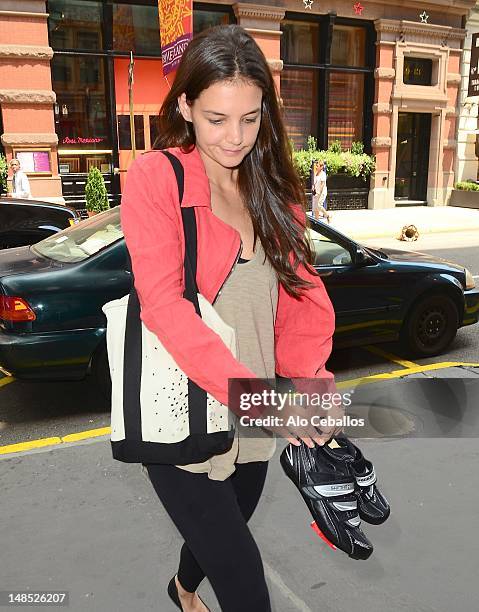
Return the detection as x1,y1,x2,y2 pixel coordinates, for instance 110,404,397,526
8,159,31,199
312,160,331,223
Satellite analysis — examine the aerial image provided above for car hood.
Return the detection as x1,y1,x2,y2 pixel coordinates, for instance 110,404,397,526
367,245,465,273
0,245,58,277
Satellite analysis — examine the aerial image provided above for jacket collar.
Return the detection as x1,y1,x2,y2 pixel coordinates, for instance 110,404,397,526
171,145,212,209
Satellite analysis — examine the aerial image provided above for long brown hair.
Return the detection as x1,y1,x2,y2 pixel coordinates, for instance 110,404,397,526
154,24,316,297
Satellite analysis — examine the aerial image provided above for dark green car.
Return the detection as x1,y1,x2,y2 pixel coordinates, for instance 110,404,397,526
0,207,478,393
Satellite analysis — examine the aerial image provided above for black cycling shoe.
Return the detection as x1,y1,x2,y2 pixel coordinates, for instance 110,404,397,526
325,437,390,525
280,442,373,560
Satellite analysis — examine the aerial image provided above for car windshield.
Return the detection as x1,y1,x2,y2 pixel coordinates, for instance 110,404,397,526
32,207,123,263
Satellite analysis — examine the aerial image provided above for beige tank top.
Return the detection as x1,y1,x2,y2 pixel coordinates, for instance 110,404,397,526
176,240,278,480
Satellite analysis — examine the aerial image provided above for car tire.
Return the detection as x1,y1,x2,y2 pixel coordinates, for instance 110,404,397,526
399,293,459,358
91,344,111,405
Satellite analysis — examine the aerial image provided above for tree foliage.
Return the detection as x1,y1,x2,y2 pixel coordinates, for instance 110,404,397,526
85,167,110,213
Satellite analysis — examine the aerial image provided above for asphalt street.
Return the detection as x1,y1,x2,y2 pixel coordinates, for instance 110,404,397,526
1,234,478,611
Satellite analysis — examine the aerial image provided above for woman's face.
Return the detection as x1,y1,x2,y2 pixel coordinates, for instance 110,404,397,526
178,79,263,170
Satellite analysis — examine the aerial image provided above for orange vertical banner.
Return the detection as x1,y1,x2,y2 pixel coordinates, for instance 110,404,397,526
158,0,193,76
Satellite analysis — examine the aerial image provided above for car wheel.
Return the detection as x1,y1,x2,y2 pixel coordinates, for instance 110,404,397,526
91,344,111,405
400,293,459,358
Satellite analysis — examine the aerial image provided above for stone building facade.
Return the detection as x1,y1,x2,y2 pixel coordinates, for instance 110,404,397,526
0,0,476,208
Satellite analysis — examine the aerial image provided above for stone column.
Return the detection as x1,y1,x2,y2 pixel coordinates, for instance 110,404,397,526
370,46,395,209
0,0,62,201
232,3,285,92
456,3,479,184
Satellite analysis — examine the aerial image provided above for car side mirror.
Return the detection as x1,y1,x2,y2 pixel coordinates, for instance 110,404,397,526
354,247,371,266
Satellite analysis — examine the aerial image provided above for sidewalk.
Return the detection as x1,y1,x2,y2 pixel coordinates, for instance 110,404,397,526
324,205,479,241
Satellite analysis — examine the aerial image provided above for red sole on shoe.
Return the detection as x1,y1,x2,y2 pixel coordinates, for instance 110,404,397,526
310,521,337,550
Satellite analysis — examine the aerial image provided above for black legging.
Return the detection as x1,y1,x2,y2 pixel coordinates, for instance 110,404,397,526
144,461,272,612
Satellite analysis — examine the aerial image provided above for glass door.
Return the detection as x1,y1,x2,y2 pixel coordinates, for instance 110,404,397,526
394,112,431,201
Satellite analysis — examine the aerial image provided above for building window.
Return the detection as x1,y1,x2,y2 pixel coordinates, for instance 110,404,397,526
117,115,145,150
149,114,160,149
52,55,111,149
193,5,233,34
281,15,374,152
328,72,364,148
331,25,366,67
281,19,320,64
47,0,103,51
113,3,161,55
280,69,319,150
403,57,433,86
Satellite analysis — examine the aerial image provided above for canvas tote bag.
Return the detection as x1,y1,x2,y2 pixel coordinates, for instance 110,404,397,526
102,151,237,464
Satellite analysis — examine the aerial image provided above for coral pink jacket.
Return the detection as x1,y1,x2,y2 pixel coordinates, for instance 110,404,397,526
120,146,336,406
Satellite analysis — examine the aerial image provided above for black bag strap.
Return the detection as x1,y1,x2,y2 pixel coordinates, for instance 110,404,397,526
125,151,200,313
123,150,208,440
160,151,200,312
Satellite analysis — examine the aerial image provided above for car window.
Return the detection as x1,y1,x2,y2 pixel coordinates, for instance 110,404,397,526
32,208,123,263
306,227,352,266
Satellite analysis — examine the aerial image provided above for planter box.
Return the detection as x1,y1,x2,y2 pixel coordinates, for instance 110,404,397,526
328,188,369,210
327,173,368,190
307,173,370,210
449,189,479,209
307,186,369,211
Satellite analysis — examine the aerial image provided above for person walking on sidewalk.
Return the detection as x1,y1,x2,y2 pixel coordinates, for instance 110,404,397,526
121,24,338,612
8,158,31,199
312,160,331,223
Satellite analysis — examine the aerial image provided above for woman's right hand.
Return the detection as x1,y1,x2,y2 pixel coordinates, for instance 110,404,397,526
259,398,333,448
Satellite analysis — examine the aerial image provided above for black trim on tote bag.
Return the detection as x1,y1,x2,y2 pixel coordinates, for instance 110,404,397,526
111,150,235,464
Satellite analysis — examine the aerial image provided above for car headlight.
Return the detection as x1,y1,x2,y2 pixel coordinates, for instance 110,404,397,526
465,267,475,290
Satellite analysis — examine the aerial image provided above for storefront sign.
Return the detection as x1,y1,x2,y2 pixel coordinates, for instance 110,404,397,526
14,149,51,175
468,32,479,97
158,0,193,76
62,137,105,145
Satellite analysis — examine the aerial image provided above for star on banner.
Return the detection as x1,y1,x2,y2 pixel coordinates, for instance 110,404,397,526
303,0,314,9
420,11,429,24
353,2,364,15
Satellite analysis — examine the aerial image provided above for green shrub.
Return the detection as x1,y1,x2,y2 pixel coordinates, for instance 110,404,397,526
455,181,479,191
291,136,376,183
0,154,8,195
350,141,364,155
328,140,342,154
85,167,110,213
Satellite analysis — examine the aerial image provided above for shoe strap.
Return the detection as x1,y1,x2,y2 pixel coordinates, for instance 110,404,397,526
355,467,376,488
310,481,355,497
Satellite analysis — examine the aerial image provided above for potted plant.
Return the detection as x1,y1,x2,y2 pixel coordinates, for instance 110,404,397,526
449,181,479,209
0,154,8,196
85,166,110,217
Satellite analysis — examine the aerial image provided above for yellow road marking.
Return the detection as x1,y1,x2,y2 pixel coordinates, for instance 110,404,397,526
0,437,63,454
61,427,111,443
1,362,479,457
363,344,419,368
0,377,15,388
336,319,402,332
337,360,479,389
0,427,111,456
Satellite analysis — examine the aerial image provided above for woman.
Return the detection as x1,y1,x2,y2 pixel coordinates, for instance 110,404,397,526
121,25,338,612
312,160,331,223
